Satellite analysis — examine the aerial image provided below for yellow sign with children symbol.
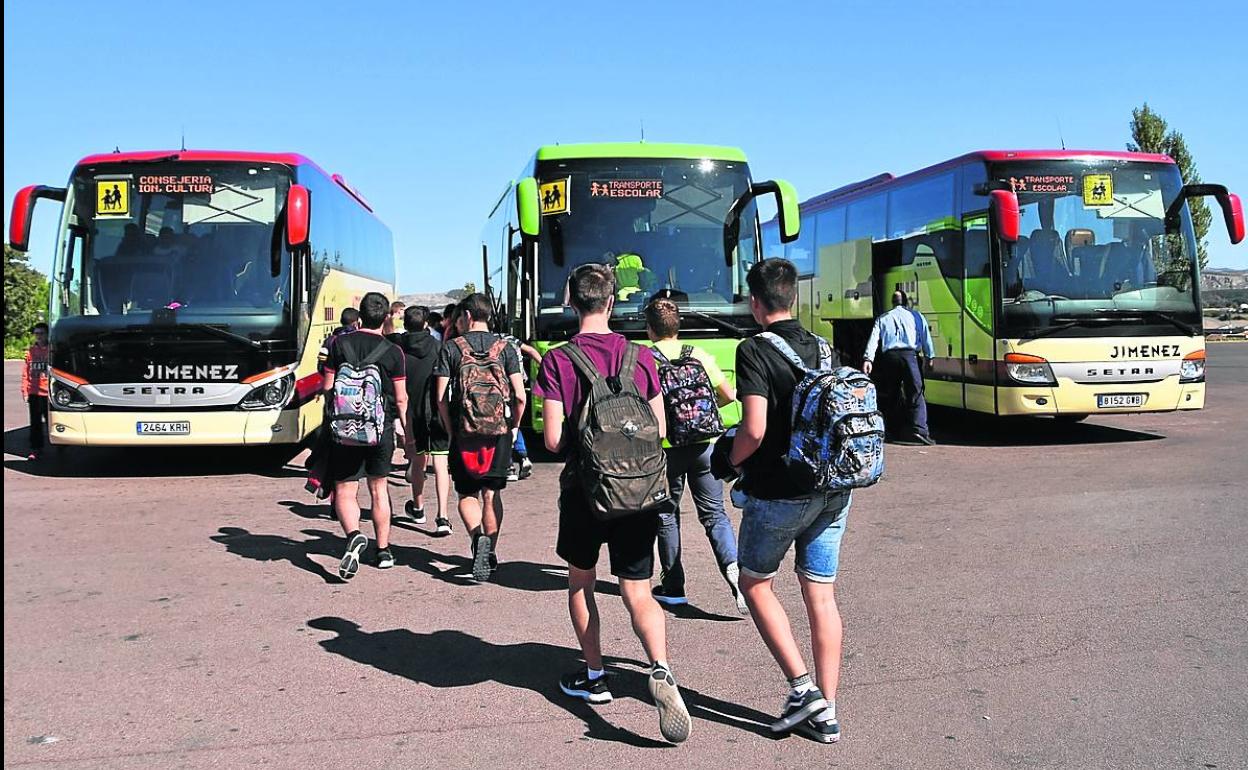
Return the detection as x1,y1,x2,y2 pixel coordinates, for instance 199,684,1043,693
96,180,130,217
1083,174,1113,207
539,178,569,216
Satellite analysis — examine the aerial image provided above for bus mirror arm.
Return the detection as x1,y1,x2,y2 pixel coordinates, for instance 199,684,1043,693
724,179,801,266
9,185,67,253
1168,183,1244,245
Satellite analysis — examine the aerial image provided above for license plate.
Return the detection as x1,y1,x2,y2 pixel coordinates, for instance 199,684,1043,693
136,421,191,435
1096,393,1146,408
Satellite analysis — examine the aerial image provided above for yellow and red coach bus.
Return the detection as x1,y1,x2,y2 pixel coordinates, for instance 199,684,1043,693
9,150,393,446
764,150,1243,420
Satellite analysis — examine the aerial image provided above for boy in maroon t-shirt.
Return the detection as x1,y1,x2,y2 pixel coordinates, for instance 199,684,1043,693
533,263,691,745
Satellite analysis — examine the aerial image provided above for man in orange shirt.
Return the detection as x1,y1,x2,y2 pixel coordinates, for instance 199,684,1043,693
20,323,51,460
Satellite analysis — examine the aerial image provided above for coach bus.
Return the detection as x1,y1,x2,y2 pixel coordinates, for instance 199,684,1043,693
8,150,394,446
762,150,1243,419
481,141,800,428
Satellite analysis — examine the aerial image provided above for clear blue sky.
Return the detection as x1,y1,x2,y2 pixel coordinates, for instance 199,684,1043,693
6,0,1247,292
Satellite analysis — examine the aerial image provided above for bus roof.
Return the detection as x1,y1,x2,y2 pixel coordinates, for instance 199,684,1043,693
75,149,322,170
536,142,747,163
796,149,1176,212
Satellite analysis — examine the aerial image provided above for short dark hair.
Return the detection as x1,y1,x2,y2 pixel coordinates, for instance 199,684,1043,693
458,293,492,325
32,322,49,333
568,263,615,314
340,307,360,327
427,311,443,328
358,292,390,329
746,258,798,313
404,305,429,331
644,297,680,338
443,303,457,317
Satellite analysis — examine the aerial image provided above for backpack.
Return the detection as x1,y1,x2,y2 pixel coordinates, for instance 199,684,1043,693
758,332,885,491
328,338,392,446
452,336,511,437
562,342,669,521
653,344,725,446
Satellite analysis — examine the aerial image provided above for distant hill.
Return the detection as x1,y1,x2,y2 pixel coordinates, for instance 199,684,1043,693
1202,268,1248,291
397,292,456,310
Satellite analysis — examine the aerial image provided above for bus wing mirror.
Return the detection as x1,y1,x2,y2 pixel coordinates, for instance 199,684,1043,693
724,179,800,266
989,189,1020,243
516,177,540,239
9,185,67,253
286,184,310,249
1168,183,1245,245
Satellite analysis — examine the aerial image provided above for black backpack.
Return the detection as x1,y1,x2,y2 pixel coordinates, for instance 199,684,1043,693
562,342,669,521
653,344,725,446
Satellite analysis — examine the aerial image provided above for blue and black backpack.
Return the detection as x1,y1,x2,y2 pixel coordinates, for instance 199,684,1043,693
758,332,885,491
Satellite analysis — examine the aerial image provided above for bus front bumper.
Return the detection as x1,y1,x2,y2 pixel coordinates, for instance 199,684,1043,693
995,378,1205,417
48,407,305,447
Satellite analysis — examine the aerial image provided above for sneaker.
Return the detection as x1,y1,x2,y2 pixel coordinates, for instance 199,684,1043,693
652,585,688,606
559,669,612,704
405,501,427,524
488,551,499,572
338,532,369,580
916,434,937,446
471,534,493,582
771,687,830,733
796,710,841,743
506,463,520,482
374,548,395,570
518,458,533,479
434,517,452,536
724,563,749,615
648,665,692,744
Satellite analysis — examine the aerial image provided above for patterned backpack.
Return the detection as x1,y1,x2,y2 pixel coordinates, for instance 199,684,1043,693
328,339,391,446
758,332,885,491
653,344,725,447
452,336,511,437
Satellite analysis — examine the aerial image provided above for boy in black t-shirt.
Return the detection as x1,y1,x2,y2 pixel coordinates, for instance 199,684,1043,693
323,292,412,579
727,258,848,744
433,293,525,582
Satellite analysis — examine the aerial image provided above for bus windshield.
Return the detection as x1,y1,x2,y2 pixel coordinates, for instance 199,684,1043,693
992,161,1199,334
535,158,757,331
53,163,291,323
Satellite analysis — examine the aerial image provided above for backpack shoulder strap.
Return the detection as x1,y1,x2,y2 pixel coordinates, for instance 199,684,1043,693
680,344,694,360
617,343,642,394
815,337,834,371
758,331,808,373
560,342,604,389
355,337,392,368
651,345,670,366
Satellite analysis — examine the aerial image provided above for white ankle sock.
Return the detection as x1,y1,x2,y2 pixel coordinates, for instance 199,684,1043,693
587,667,605,681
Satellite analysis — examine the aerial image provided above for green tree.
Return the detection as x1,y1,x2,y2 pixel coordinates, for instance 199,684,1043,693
4,244,49,358
462,281,477,295
1128,103,1213,269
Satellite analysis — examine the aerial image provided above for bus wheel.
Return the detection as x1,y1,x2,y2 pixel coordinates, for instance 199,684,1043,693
1054,414,1088,423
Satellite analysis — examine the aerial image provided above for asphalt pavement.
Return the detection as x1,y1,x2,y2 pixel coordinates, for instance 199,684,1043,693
4,347,1247,769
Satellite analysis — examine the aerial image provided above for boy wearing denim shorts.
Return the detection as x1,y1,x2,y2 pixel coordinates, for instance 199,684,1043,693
727,258,849,743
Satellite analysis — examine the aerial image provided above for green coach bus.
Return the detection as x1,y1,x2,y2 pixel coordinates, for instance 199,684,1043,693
481,142,800,428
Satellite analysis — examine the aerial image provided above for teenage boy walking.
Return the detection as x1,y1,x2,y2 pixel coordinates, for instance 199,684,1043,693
534,263,691,745
21,322,51,460
643,298,747,614
728,258,849,743
322,292,412,578
396,306,452,531
433,293,525,582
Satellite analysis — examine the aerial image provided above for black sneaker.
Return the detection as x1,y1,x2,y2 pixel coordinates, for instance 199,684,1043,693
488,551,499,572
338,532,368,580
559,670,612,704
374,548,395,570
434,517,452,536
404,500,427,524
471,535,493,582
652,585,688,606
648,665,692,744
796,711,841,743
771,687,830,733
916,434,937,446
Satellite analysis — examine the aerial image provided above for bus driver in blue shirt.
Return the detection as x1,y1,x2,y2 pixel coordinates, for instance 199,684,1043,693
862,290,935,446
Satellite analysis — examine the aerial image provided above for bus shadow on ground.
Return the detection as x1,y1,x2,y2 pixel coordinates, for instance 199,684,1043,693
2,427,309,479
926,408,1165,448
306,617,778,747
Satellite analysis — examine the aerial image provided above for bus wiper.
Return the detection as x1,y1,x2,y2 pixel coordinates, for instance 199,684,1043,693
176,322,265,349
681,309,754,338
1091,308,1198,336
1020,315,1115,341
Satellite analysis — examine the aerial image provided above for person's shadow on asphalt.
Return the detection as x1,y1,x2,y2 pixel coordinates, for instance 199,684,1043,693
212,526,342,584
307,617,778,746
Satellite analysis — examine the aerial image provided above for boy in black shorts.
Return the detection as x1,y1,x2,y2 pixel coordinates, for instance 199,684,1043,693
322,292,412,579
397,305,453,532
433,293,525,581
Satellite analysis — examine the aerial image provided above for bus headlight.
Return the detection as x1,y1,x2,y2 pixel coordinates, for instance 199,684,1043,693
1004,353,1057,386
51,381,91,410
1180,350,1206,383
239,374,294,410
